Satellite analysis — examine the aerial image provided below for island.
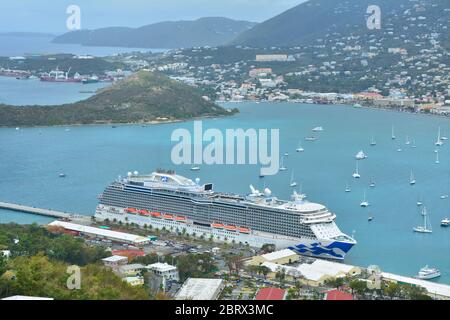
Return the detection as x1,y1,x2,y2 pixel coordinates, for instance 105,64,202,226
0,70,237,127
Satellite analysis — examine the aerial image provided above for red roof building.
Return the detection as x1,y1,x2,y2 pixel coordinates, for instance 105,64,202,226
111,249,145,260
255,287,286,300
325,289,354,300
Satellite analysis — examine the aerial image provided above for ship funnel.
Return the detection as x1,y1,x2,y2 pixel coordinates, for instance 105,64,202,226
264,188,272,197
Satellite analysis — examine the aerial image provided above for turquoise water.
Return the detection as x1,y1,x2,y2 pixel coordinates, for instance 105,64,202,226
0,102,449,284
0,76,109,105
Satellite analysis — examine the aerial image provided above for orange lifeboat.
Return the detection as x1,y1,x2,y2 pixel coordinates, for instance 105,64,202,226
151,212,162,218
163,214,174,220
237,227,250,234
139,209,151,216
224,225,237,231
211,223,224,229
175,216,186,222
125,208,137,214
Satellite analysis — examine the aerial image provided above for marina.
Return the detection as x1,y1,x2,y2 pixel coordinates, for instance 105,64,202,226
1,102,450,283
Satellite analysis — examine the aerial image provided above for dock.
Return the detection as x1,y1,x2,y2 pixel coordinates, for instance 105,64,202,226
0,201,91,222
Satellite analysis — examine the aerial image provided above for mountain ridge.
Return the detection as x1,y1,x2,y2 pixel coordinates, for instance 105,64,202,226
53,17,257,49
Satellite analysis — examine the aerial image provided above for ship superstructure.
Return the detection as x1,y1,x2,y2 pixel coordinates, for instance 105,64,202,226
95,169,356,260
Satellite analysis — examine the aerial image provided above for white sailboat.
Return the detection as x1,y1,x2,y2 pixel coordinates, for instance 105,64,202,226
369,178,376,188
435,127,443,146
405,135,410,145
413,206,432,233
416,196,423,207
345,182,351,193
360,189,370,207
391,126,396,140
296,141,304,152
352,162,361,178
411,139,417,148
290,171,298,187
410,170,416,185
435,150,440,164
370,135,376,146
279,156,287,171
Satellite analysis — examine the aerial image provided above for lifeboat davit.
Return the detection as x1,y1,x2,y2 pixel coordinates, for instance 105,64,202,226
151,212,162,218
139,209,151,216
211,223,224,229
163,214,174,220
175,216,186,222
125,207,138,214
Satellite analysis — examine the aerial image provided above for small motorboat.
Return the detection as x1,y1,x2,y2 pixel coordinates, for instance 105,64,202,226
441,217,450,227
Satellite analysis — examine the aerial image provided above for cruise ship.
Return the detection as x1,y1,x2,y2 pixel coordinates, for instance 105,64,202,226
95,169,356,260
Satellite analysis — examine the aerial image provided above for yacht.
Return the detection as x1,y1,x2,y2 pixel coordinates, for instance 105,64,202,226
368,213,374,221
410,170,416,185
59,173,66,178
312,126,324,132
417,196,423,207
415,266,441,280
296,142,304,152
284,152,289,157
190,166,200,171
413,207,432,233
360,190,370,207
440,194,448,200
355,150,367,160
305,136,317,141
435,127,443,146
352,162,361,179
441,218,450,227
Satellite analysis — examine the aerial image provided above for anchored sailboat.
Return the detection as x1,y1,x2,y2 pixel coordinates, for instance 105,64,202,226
352,162,361,178
413,207,432,233
410,170,416,185
435,127,443,146
345,182,351,193
360,189,370,207
391,126,396,140
279,156,287,171
290,171,298,187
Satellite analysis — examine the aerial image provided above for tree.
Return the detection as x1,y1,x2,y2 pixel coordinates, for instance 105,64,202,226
349,280,367,298
259,266,270,280
261,243,276,254
383,282,401,300
275,268,286,285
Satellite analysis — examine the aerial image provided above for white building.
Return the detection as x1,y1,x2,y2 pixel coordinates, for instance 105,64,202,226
48,221,150,246
102,255,129,268
176,278,224,300
147,262,179,282
256,54,288,62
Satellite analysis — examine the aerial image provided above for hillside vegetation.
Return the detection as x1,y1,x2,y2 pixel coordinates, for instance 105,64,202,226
0,71,235,127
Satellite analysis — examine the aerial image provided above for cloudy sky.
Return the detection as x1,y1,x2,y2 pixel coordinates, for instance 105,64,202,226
0,0,306,33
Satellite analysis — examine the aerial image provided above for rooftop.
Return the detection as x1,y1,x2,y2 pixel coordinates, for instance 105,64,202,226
176,278,224,300
325,289,354,300
261,249,298,262
255,287,286,300
381,272,450,298
102,255,129,263
147,262,177,272
49,221,149,244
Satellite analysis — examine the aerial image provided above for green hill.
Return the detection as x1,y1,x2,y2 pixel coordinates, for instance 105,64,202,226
0,71,235,127
230,0,449,49
53,17,257,49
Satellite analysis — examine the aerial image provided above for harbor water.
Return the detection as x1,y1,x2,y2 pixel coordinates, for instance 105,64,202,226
0,102,449,284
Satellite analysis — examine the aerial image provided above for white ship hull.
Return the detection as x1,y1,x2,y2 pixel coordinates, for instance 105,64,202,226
95,205,354,260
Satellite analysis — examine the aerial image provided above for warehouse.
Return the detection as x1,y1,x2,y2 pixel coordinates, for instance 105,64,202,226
175,278,224,300
48,221,150,246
